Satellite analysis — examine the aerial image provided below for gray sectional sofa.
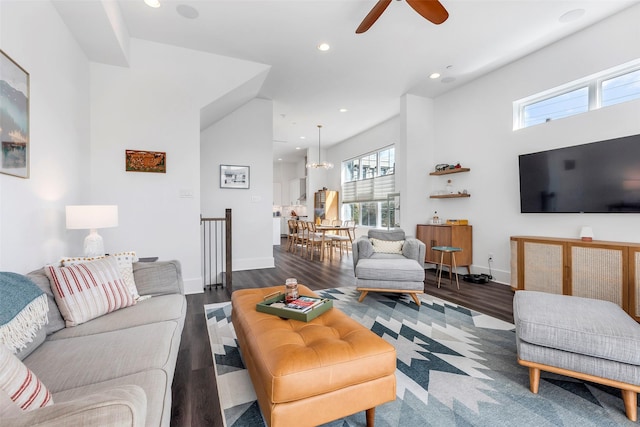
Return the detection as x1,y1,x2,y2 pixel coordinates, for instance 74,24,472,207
3,260,186,427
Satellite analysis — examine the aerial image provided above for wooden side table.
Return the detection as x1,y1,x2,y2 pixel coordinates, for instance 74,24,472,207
432,246,462,289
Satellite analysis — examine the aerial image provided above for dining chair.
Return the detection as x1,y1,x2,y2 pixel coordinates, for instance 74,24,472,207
286,219,297,252
306,222,333,261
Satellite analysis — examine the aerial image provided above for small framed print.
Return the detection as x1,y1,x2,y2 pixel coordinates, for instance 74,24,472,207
220,164,249,189
125,149,166,173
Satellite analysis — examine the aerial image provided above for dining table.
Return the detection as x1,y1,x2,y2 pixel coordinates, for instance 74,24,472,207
314,225,352,261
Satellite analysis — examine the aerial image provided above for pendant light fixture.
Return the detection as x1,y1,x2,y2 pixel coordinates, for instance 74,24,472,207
306,125,333,169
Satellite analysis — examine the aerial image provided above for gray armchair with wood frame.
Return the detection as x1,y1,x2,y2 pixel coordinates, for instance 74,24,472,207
352,229,426,305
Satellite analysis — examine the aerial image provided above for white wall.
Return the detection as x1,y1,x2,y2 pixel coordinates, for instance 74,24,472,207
90,39,269,294
432,4,640,283
0,0,89,272
201,98,274,271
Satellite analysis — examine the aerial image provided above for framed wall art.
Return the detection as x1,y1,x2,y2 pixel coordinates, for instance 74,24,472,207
125,149,166,173
0,50,30,178
220,164,249,189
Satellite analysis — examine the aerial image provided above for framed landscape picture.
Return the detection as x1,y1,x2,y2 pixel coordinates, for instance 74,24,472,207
220,164,249,189
125,149,166,173
0,50,30,178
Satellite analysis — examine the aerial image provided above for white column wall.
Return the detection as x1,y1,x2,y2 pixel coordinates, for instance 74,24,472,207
201,98,274,271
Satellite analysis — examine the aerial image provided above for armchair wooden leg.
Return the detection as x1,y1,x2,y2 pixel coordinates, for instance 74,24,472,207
410,292,421,306
366,407,375,427
529,367,540,394
622,389,638,421
358,290,369,302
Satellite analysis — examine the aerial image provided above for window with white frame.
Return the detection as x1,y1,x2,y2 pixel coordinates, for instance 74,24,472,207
514,59,640,130
342,146,395,228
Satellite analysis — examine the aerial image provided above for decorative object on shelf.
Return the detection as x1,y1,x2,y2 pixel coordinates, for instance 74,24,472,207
445,179,453,194
579,226,594,242
0,49,30,179
65,205,118,257
125,149,166,173
220,164,250,189
306,124,333,169
431,211,441,224
435,163,449,172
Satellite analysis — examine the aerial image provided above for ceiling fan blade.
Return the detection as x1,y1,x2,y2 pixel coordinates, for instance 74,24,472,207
356,0,392,34
406,0,449,25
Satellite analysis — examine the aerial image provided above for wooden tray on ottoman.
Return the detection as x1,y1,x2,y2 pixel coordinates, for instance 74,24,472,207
256,291,333,322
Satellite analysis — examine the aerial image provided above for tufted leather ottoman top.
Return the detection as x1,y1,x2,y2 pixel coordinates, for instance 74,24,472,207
231,285,397,404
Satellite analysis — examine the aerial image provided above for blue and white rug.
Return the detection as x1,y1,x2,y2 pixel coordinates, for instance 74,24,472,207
205,287,637,426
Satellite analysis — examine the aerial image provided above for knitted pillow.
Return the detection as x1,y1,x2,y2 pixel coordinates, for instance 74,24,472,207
0,344,53,411
370,238,404,254
45,257,135,327
61,251,140,300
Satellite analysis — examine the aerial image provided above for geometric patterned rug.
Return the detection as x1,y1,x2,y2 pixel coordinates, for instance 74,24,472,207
205,286,637,427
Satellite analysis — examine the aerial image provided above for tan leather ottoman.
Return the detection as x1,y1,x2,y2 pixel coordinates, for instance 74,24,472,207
231,285,396,427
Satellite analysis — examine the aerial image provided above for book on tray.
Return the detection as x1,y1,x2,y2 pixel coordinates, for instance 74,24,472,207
270,296,326,313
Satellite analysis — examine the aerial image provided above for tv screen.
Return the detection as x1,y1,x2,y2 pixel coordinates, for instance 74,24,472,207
519,133,640,213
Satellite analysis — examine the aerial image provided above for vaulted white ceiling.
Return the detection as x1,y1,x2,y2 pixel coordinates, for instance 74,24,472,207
53,0,638,162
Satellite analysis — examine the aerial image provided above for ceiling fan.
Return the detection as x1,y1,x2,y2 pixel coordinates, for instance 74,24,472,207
356,0,449,34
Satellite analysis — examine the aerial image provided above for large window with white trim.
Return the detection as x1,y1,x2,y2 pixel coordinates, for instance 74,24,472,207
514,59,640,130
342,146,395,228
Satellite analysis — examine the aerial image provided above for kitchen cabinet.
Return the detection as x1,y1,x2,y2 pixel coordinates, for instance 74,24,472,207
511,236,640,321
314,190,338,223
416,224,473,273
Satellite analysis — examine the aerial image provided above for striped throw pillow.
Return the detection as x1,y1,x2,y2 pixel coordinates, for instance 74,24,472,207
61,251,140,300
45,257,135,327
370,238,404,254
0,344,53,411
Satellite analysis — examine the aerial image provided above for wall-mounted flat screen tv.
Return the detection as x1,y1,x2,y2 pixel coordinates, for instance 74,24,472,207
519,133,640,213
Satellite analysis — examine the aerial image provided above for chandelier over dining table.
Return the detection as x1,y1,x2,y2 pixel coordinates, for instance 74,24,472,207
306,125,333,169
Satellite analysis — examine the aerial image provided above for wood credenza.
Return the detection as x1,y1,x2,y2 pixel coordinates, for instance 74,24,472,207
510,236,640,321
416,224,473,273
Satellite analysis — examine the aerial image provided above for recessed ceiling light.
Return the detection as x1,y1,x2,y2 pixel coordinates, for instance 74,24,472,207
429,72,441,79
559,9,585,23
176,4,199,19
339,108,348,113
144,0,160,8
277,158,282,161
299,136,306,139
317,43,331,51
296,147,302,150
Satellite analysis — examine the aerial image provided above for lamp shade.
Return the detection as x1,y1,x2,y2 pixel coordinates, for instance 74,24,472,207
66,205,118,230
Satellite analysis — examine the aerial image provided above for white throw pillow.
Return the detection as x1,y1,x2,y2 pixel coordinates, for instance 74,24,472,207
46,257,136,327
0,344,53,411
370,238,404,254
61,251,140,300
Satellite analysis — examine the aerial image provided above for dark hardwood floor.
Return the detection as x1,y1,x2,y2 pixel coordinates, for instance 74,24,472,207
170,238,514,427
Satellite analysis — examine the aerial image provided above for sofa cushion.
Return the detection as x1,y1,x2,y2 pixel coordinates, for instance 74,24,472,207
368,229,406,241
45,257,136,327
49,294,186,340
25,321,181,393
0,344,53,411
52,370,169,427
370,238,403,254
133,261,184,296
356,258,425,282
26,269,66,336
514,291,640,366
